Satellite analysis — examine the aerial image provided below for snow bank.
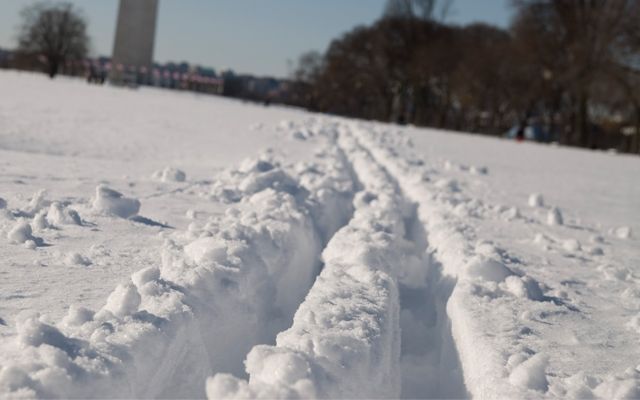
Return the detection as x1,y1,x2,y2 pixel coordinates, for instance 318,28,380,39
207,128,424,399
0,135,356,398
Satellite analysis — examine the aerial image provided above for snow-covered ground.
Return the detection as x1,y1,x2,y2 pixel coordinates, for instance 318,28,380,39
0,70,639,398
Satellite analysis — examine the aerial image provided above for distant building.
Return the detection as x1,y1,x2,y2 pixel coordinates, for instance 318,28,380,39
110,0,159,85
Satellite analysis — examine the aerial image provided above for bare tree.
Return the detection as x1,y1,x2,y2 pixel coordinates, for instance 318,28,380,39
17,2,89,78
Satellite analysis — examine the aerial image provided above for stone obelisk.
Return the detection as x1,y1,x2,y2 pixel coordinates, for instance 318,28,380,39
110,0,159,84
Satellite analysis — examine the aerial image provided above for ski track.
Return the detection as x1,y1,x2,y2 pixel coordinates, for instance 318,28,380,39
1,114,638,398
0,123,357,398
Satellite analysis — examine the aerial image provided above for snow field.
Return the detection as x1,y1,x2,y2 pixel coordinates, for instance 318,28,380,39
0,128,357,398
1,71,639,399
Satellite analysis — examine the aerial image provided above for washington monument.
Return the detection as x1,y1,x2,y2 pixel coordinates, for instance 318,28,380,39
110,0,159,84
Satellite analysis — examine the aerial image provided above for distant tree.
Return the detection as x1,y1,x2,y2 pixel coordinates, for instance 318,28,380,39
290,51,324,108
17,2,89,78
511,0,640,147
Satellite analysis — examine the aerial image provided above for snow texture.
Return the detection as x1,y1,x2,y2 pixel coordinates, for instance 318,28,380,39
1,72,639,399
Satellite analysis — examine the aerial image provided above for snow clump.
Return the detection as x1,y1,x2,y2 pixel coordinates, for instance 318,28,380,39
547,207,563,226
47,202,82,226
613,226,632,239
528,193,544,207
7,220,37,244
92,185,140,218
65,252,91,267
509,353,549,392
152,167,186,182
23,189,50,216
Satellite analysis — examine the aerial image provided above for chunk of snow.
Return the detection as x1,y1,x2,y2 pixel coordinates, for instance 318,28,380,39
102,283,141,318
0,197,6,209
509,353,549,392
23,189,49,215
61,305,94,327
528,193,544,207
504,276,544,301
562,239,581,252
92,185,140,218
131,266,160,289
7,221,36,244
466,256,514,282
547,207,563,226
470,166,488,175
614,226,632,239
31,209,50,231
153,167,186,182
502,207,520,220
47,202,82,226
65,252,91,266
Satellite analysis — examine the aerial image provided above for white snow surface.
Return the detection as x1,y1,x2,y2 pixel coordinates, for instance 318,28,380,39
1,71,639,399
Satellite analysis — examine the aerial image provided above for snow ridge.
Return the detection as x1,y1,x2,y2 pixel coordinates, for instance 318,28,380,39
0,135,356,398
206,126,428,398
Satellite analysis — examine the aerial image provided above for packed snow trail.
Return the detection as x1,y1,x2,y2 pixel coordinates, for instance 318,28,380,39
0,129,357,398
207,124,429,398
351,123,640,399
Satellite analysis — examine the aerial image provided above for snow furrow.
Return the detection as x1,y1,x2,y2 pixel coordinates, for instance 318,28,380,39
343,126,467,398
206,125,430,399
0,135,356,398
351,123,554,398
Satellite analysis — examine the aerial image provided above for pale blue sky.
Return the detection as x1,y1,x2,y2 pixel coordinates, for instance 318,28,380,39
0,0,512,77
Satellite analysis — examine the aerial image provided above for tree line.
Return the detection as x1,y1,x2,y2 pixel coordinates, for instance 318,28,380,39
290,0,640,153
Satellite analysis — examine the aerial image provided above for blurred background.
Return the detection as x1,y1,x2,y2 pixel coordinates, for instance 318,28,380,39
0,0,638,154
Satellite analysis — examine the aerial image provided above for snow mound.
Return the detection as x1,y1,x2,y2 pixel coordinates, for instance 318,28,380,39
65,252,91,267
22,189,50,216
508,353,549,392
547,207,564,226
210,156,300,203
0,197,7,209
152,167,186,182
465,256,514,282
47,202,82,226
7,220,38,245
528,193,544,207
31,209,50,231
613,226,632,239
92,185,140,218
